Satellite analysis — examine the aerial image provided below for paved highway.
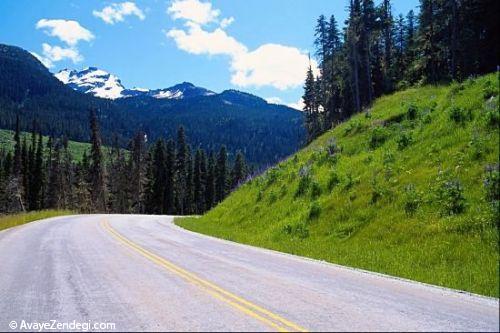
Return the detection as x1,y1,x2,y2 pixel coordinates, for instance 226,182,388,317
0,215,498,331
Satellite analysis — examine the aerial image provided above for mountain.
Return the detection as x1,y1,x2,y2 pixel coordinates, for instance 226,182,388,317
178,73,500,297
55,67,216,100
0,43,305,166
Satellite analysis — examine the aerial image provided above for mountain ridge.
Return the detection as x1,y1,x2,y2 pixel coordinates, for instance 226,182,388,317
0,43,305,167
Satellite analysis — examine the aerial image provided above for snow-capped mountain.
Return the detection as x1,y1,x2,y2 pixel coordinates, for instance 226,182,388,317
55,67,215,100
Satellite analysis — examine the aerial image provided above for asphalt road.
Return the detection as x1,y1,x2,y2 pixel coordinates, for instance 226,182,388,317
0,215,498,332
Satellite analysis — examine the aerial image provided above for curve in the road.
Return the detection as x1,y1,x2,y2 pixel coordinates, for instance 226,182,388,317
101,219,307,332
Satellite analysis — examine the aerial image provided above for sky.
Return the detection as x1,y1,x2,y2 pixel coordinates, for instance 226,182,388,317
0,0,418,109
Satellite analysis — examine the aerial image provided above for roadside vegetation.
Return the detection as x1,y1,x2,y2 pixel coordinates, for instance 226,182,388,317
0,210,73,232
177,73,500,297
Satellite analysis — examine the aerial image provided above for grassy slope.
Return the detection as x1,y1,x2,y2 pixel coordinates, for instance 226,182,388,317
0,129,120,161
178,74,499,297
0,210,74,231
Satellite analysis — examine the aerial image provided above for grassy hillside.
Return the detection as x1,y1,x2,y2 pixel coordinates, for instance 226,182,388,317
178,73,500,297
0,129,119,161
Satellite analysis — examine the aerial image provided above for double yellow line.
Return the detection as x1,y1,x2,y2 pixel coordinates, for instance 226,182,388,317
101,220,307,332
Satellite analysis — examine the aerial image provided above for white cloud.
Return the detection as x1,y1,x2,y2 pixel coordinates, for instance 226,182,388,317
266,96,306,110
165,1,319,91
166,22,247,57
167,0,220,25
287,98,305,111
231,44,317,90
30,51,53,68
266,97,283,104
36,19,94,46
41,43,83,63
220,17,234,29
93,2,145,25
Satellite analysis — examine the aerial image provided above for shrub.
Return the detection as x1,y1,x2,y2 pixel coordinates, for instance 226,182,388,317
282,222,310,239
326,137,341,157
370,178,387,204
484,165,500,225
396,131,413,150
407,104,419,120
279,184,287,198
449,82,465,96
484,165,499,203
482,81,498,100
264,167,280,187
435,174,467,215
327,171,340,192
343,173,360,191
403,184,422,216
469,131,487,160
448,106,472,124
369,126,390,149
256,190,263,202
310,181,322,199
308,201,322,220
295,165,312,198
383,149,395,165
484,108,499,128
268,191,278,204
344,119,363,135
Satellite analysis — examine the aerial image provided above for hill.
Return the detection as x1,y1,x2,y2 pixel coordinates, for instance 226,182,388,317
0,129,118,161
178,73,500,297
0,44,304,166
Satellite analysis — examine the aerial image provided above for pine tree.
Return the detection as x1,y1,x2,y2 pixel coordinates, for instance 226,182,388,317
193,148,205,214
9,115,24,212
151,139,167,214
231,151,247,189
47,140,62,209
176,126,188,214
184,145,194,214
205,152,216,210
89,109,107,212
130,132,146,213
165,139,176,214
31,132,44,210
215,146,228,203
303,63,320,142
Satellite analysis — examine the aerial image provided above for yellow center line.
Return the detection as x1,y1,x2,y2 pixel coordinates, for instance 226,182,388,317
100,220,308,333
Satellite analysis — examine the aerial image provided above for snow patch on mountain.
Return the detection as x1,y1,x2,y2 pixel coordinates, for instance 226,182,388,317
55,67,126,99
54,67,216,101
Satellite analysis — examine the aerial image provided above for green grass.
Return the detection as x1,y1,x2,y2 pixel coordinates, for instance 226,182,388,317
177,73,500,297
0,129,123,161
0,210,74,231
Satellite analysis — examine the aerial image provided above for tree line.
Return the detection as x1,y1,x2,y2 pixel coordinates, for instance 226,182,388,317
0,111,249,215
304,0,498,142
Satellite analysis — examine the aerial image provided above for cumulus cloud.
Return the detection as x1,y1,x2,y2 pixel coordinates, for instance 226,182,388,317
166,22,247,57
168,0,220,25
231,44,317,90
220,17,234,28
165,0,319,91
93,2,145,25
287,98,305,111
266,96,305,111
30,51,53,69
36,19,94,46
265,97,283,104
41,43,83,63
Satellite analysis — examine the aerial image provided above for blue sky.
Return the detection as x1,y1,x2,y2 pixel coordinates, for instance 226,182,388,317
0,0,418,108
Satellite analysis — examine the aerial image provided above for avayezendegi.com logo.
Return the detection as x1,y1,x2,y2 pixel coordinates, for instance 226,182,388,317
8,319,116,331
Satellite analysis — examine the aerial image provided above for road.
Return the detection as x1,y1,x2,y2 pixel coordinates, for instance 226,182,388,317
0,215,498,332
